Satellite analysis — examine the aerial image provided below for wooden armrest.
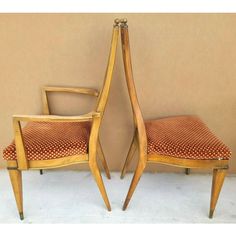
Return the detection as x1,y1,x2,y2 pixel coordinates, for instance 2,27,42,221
12,111,100,170
13,112,100,123
42,86,99,115
43,86,99,97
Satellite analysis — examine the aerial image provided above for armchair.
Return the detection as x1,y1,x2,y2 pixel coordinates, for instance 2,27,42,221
3,19,120,220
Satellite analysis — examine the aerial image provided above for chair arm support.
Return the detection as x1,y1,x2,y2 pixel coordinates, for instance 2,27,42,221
42,86,99,115
12,111,100,170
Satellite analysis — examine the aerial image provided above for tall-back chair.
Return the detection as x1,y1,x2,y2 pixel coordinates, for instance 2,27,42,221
3,19,120,220
120,19,231,218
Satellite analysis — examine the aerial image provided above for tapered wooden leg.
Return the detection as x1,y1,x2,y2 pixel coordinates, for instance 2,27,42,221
185,168,190,175
8,168,24,220
97,138,111,179
123,160,145,210
120,134,137,179
209,168,227,218
89,162,111,211
39,169,43,175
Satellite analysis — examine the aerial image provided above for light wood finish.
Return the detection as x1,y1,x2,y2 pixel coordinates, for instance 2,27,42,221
147,155,228,169
209,169,227,218
8,161,23,220
13,119,28,170
120,130,137,179
97,138,111,179
120,19,229,218
7,20,120,219
89,161,111,211
28,155,88,169
13,112,99,122
123,159,146,210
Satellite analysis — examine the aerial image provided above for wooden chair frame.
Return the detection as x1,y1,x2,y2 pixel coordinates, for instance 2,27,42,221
120,19,229,218
7,20,120,220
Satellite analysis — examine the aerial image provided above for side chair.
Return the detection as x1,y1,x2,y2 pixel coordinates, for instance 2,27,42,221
3,19,120,220
120,19,232,218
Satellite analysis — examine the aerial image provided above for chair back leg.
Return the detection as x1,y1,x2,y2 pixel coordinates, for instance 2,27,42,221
120,133,137,179
97,138,111,179
122,159,146,210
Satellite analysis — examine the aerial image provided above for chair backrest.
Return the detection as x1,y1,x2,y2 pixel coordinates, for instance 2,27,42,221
120,20,147,156
95,21,119,115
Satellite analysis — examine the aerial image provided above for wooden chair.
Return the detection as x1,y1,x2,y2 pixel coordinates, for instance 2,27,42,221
120,19,231,218
3,20,120,220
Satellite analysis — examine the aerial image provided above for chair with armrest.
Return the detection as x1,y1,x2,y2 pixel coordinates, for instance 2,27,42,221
120,19,231,218
3,19,120,220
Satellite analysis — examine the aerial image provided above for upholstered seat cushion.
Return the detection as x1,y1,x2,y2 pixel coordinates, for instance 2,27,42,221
145,116,231,160
3,121,91,161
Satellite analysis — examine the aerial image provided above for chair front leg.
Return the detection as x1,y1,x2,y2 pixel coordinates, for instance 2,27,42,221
122,159,146,210
120,133,137,179
89,161,111,211
8,163,24,220
97,138,111,179
209,168,227,218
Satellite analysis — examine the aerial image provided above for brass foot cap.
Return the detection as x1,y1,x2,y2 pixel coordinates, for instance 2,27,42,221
19,212,24,220
106,173,111,180
209,210,214,219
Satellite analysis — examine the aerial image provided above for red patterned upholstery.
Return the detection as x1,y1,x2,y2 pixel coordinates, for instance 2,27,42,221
3,121,91,161
145,116,231,160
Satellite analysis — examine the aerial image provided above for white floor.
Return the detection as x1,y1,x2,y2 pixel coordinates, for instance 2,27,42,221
0,170,236,223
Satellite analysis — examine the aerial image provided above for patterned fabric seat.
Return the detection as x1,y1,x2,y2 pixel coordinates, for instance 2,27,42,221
3,121,91,161
145,116,231,160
